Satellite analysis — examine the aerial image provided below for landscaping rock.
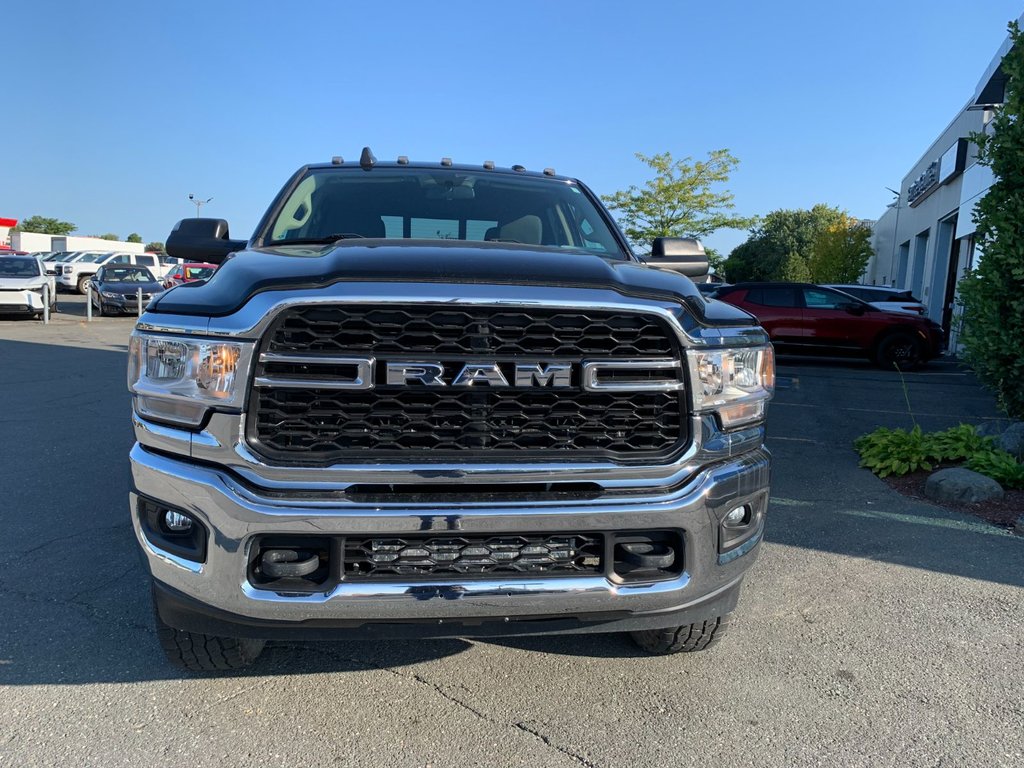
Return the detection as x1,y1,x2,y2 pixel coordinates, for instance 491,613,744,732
996,422,1024,461
976,421,1008,438
924,468,1004,504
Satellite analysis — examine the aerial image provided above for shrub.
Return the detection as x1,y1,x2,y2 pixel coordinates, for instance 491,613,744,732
925,423,994,461
854,425,935,477
960,21,1024,419
966,449,1024,489
854,423,1024,488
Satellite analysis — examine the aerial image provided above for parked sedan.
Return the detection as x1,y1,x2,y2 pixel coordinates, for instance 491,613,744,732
162,262,217,289
715,282,944,369
823,284,927,316
89,265,165,316
0,256,57,318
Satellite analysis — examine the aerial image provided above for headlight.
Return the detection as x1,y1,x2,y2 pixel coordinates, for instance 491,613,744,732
128,332,254,427
686,345,775,428
101,291,119,299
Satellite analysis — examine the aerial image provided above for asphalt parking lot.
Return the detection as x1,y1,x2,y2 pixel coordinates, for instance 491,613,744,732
2,297,1022,767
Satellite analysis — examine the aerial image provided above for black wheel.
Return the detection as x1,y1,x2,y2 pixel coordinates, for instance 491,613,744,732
874,332,923,371
77,275,91,295
154,610,265,671
630,616,729,655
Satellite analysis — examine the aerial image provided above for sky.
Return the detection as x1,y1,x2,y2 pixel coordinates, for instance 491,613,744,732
3,0,1023,255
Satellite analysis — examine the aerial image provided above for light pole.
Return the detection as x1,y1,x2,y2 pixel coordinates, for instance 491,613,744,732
885,187,901,287
188,193,213,217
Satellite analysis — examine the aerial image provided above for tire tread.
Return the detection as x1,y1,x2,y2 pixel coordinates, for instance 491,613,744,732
630,615,729,655
155,620,265,671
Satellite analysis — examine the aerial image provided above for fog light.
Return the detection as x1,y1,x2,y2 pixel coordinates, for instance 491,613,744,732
163,510,193,532
724,505,749,527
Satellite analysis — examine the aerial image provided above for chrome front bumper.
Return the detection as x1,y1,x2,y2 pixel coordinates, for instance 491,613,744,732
130,444,769,632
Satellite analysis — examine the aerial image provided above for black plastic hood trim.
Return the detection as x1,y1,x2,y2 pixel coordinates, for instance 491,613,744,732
148,239,756,327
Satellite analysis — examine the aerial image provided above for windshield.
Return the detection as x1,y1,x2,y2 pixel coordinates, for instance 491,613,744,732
102,266,155,283
263,168,627,259
0,258,42,277
184,266,215,280
77,252,111,264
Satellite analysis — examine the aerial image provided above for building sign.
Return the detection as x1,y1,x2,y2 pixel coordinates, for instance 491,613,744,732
907,162,939,206
939,138,968,185
908,138,970,207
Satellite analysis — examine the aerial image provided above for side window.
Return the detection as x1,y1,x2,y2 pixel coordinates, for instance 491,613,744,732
747,287,799,307
803,288,848,309
136,255,156,266
109,254,130,264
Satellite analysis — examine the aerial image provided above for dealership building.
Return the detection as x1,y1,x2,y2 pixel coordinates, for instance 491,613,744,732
865,21,1017,348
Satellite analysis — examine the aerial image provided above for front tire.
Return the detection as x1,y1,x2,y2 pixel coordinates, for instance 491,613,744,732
154,611,265,671
77,275,91,295
630,616,729,655
874,332,923,371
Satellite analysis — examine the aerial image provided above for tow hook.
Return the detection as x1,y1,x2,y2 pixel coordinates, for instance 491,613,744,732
260,549,320,579
619,541,676,569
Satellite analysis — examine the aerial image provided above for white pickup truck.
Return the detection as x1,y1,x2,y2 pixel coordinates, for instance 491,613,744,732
56,251,165,294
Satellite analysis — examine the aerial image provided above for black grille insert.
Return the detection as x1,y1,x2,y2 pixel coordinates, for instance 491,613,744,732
249,304,687,463
267,305,677,357
344,534,604,579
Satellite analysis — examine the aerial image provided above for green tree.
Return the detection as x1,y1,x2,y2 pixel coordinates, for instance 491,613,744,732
97,233,119,241
126,232,142,243
724,204,847,281
960,20,1024,418
13,215,75,235
807,215,874,283
601,150,755,252
145,241,165,253
782,251,811,282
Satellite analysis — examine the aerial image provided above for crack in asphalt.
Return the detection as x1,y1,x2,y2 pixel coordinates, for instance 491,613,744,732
1,523,130,566
68,564,139,602
0,582,154,637
313,646,596,766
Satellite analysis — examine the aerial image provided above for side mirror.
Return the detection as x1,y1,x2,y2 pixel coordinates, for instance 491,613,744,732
166,218,246,264
842,302,866,316
649,237,709,277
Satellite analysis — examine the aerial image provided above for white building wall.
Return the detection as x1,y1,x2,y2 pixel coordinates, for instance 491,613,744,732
49,235,146,254
10,231,54,252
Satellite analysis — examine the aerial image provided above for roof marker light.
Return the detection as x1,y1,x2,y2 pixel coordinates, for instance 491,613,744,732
331,156,344,165
511,164,526,172
441,157,453,167
397,156,409,165
543,167,556,176
483,160,495,170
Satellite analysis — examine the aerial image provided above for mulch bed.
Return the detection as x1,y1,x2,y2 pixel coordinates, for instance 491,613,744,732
883,470,1024,529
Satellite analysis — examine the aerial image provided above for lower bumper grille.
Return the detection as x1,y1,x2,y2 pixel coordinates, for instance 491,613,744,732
344,534,604,579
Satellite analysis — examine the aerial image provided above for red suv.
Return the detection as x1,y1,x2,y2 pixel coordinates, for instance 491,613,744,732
714,282,945,369
162,262,217,290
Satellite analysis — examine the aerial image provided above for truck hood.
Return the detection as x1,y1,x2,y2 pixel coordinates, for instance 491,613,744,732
149,239,757,327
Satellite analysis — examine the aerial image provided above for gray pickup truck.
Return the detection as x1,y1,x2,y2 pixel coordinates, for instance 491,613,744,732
128,150,774,670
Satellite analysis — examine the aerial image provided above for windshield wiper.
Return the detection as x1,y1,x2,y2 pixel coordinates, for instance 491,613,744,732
268,233,367,246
